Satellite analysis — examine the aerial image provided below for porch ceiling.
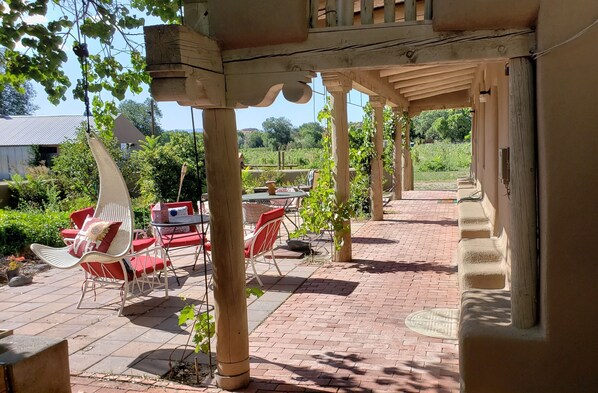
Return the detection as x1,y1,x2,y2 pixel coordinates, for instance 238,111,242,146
341,62,480,112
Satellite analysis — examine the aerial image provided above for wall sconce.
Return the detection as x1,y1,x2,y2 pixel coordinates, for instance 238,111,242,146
479,89,491,103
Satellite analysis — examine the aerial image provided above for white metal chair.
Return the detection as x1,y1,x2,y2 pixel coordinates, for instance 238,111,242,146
31,134,169,316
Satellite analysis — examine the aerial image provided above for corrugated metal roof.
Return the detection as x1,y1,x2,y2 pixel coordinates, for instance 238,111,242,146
0,115,96,146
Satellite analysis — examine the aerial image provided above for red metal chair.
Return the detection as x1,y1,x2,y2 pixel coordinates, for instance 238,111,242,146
206,207,284,286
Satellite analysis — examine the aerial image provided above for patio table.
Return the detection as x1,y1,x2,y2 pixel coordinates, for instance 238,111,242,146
151,214,210,277
242,191,307,233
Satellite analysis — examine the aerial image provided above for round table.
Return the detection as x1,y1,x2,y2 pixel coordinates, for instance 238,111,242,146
242,191,307,202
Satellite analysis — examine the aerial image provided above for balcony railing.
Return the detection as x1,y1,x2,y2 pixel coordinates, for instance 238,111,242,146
309,0,433,28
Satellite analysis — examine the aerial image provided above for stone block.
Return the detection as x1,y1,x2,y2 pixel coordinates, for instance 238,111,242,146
0,335,71,393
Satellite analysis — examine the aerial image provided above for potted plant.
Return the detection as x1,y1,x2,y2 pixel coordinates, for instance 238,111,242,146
6,255,25,280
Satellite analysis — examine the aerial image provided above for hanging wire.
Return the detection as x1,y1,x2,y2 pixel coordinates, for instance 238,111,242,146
190,107,213,378
532,18,598,59
72,0,92,134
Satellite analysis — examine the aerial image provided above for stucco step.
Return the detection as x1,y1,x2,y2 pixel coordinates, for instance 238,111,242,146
458,201,488,225
459,260,505,290
458,238,504,264
458,187,481,201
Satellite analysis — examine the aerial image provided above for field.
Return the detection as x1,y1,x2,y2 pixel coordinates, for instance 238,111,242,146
241,142,471,190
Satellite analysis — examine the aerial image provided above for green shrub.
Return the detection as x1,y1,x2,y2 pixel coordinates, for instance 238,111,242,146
0,209,70,255
7,166,63,211
412,141,471,172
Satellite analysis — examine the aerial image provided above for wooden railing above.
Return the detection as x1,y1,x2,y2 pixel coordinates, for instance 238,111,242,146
310,0,433,28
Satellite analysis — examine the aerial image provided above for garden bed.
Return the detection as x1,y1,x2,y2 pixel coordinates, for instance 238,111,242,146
0,252,49,286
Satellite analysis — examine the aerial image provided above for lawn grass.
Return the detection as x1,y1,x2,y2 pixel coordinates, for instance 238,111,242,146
414,169,470,191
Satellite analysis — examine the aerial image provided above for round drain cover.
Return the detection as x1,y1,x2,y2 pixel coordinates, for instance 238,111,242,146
405,308,459,339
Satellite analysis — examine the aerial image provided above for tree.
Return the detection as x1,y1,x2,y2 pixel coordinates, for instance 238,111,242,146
412,109,472,142
0,50,38,115
245,132,264,148
0,0,180,130
237,131,245,148
295,122,324,148
262,117,294,150
118,98,162,136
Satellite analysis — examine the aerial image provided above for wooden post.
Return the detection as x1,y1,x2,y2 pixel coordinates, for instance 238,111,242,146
183,0,209,36
203,109,250,390
509,57,537,329
309,0,319,28
322,73,352,262
384,0,395,23
393,108,403,200
370,96,385,221
337,0,354,26
404,0,416,21
424,0,433,20
325,0,337,27
403,113,414,191
361,0,374,25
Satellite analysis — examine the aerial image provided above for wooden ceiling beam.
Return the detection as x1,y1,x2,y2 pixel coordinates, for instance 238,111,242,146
340,69,409,107
387,64,477,83
406,84,471,100
379,64,438,78
399,77,474,94
393,68,478,88
222,24,534,75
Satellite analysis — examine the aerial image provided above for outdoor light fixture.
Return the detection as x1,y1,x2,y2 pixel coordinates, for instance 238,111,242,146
479,89,491,103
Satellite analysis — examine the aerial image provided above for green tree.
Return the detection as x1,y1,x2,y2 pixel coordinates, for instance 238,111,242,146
237,131,245,148
245,132,265,148
412,109,471,142
118,98,162,136
0,50,38,115
262,117,294,150
0,0,180,130
295,122,324,148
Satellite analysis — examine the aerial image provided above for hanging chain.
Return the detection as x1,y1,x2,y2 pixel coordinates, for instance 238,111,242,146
73,0,92,134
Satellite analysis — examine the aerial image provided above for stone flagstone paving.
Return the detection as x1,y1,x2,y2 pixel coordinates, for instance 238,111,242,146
1,190,460,392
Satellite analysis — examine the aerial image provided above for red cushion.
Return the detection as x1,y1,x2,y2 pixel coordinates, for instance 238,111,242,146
130,255,170,277
68,217,122,257
132,237,156,252
81,261,128,280
161,232,205,248
60,228,79,240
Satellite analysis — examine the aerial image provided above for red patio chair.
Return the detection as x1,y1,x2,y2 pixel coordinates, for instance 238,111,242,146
205,207,284,286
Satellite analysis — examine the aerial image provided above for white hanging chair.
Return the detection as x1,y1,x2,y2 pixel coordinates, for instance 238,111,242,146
30,134,170,316
31,134,134,267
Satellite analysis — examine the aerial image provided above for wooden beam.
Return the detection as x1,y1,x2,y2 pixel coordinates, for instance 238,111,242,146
393,67,477,88
405,84,470,100
340,69,409,107
309,0,319,28
203,108,250,390
388,64,477,83
424,0,433,21
380,64,439,78
407,89,471,115
337,0,354,26
400,78,473,95
222,24,535,75
325,0,337,26
370,96,385,221
509,56,537,329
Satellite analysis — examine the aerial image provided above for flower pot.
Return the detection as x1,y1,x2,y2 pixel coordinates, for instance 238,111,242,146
266,181,276,195
7,268,20,281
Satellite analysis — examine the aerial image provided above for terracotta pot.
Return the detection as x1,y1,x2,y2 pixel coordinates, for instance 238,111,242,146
266,181,276,195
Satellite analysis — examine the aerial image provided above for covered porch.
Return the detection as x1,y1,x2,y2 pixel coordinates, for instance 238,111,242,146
0,190,460,392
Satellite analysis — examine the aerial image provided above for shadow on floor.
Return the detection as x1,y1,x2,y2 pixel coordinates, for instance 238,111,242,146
351,236,398,245
381,218,457,227
348,259,457,275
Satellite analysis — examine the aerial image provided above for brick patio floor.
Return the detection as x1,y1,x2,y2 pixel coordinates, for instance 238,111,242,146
2,190,460,392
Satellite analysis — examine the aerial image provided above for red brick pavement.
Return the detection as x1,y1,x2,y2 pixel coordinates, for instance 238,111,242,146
71,191,460,393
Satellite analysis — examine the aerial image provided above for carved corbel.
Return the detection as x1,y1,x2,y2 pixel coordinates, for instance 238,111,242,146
225,71,315,108
321,72,352,94
144,24,226,108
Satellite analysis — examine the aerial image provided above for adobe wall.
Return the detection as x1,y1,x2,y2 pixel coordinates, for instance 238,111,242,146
535,0,598,381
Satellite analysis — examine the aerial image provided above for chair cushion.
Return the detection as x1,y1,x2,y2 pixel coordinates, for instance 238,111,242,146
69,217,122,257
130,255,170,277
60,228,79,240
161,232,204,248
132,237,156,252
